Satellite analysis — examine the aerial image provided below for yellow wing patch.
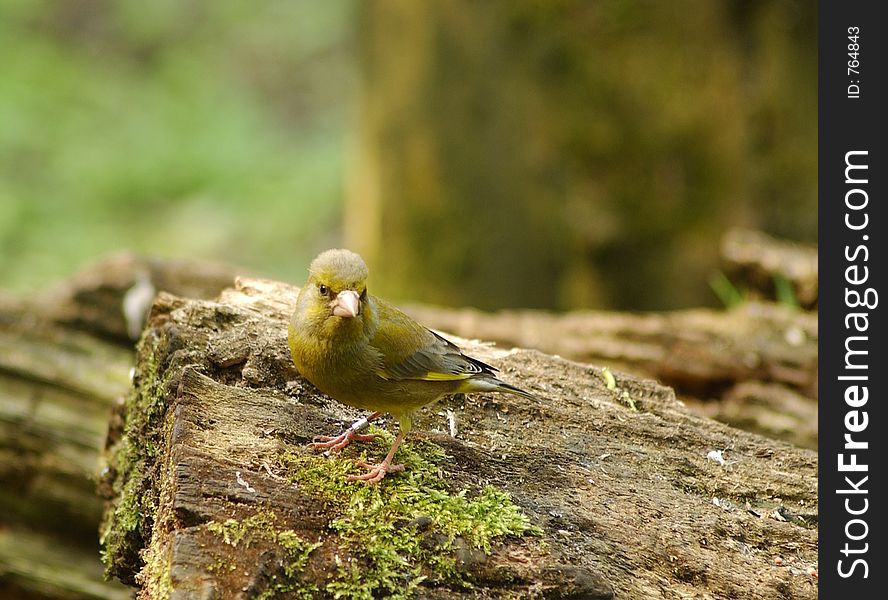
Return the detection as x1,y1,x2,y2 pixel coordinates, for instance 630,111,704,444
418,371,473,381
375,369,471,382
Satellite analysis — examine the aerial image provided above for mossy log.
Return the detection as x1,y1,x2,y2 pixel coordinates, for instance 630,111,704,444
401,300,817,450
0,253,240,599
100,278,817,599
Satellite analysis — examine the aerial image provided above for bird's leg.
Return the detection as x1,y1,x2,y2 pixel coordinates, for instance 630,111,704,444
347,428,407,484
311,411,381,451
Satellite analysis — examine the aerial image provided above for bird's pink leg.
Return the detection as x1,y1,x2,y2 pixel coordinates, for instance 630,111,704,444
311,412,381,451
347,428,407,484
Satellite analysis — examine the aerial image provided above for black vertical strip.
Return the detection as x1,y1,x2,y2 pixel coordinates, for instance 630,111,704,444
819,2,887,597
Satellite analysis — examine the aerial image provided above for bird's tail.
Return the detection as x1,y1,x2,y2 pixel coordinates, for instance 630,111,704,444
496,380,543,402
458,375,543,401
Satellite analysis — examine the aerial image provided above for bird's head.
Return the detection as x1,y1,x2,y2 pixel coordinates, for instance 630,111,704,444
296,249,371,334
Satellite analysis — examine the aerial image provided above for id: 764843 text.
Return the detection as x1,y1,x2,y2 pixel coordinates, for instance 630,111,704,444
847,26,860,99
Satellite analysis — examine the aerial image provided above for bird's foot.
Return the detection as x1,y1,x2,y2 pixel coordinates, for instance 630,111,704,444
347,460,405,484
310,430,378,452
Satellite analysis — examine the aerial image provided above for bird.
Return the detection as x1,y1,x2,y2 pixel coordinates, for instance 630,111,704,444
288,248,539,484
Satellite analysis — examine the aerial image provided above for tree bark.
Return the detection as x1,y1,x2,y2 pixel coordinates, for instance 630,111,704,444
100,277,817,599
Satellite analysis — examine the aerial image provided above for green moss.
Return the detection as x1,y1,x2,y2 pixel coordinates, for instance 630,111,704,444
99,330,539,598
206,513,321,598
99,331,177,581
281,427,542,599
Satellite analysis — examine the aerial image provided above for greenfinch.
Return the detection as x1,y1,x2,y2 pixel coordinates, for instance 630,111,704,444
288,248,539,484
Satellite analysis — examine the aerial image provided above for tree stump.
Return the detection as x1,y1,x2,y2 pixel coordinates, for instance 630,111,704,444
100,277,818,599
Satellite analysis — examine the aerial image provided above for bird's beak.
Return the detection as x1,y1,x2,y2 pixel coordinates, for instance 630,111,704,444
331,289,361,318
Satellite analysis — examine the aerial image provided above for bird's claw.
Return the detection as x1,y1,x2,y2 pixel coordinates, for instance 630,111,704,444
310,430,378,451
347,460,405,484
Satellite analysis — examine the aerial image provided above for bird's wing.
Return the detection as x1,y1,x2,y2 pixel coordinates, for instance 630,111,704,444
379,329,497,382
371,301,497,382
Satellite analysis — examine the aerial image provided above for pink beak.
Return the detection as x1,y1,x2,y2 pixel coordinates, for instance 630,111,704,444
331,289,361,318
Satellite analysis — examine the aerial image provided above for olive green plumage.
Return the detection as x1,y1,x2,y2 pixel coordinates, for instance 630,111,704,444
288,248,538,482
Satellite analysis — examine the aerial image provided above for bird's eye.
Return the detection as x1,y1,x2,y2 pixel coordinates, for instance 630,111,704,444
359,288,368,301
318,284,329,296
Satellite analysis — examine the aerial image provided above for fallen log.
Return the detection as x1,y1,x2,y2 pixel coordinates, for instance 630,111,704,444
8,252,818,448
0,253,241,599
29,252,244,343
100,277,818,599
0,315,133,598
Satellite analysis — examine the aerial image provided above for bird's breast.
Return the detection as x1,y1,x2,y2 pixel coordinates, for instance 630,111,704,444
289,328,382,408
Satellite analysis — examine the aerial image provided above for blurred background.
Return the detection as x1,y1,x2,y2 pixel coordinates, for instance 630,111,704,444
0,0,816,311
0,2,818,597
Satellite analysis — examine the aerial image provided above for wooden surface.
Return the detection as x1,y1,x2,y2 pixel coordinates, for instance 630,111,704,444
1,251,819,599
100,278,818,599
403,300,817,449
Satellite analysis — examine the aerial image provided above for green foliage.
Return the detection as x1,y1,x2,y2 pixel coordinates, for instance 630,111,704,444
773,274,799,309
708,271,801,309
0,1,355,291
282,428,541,599
708,271,745,308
